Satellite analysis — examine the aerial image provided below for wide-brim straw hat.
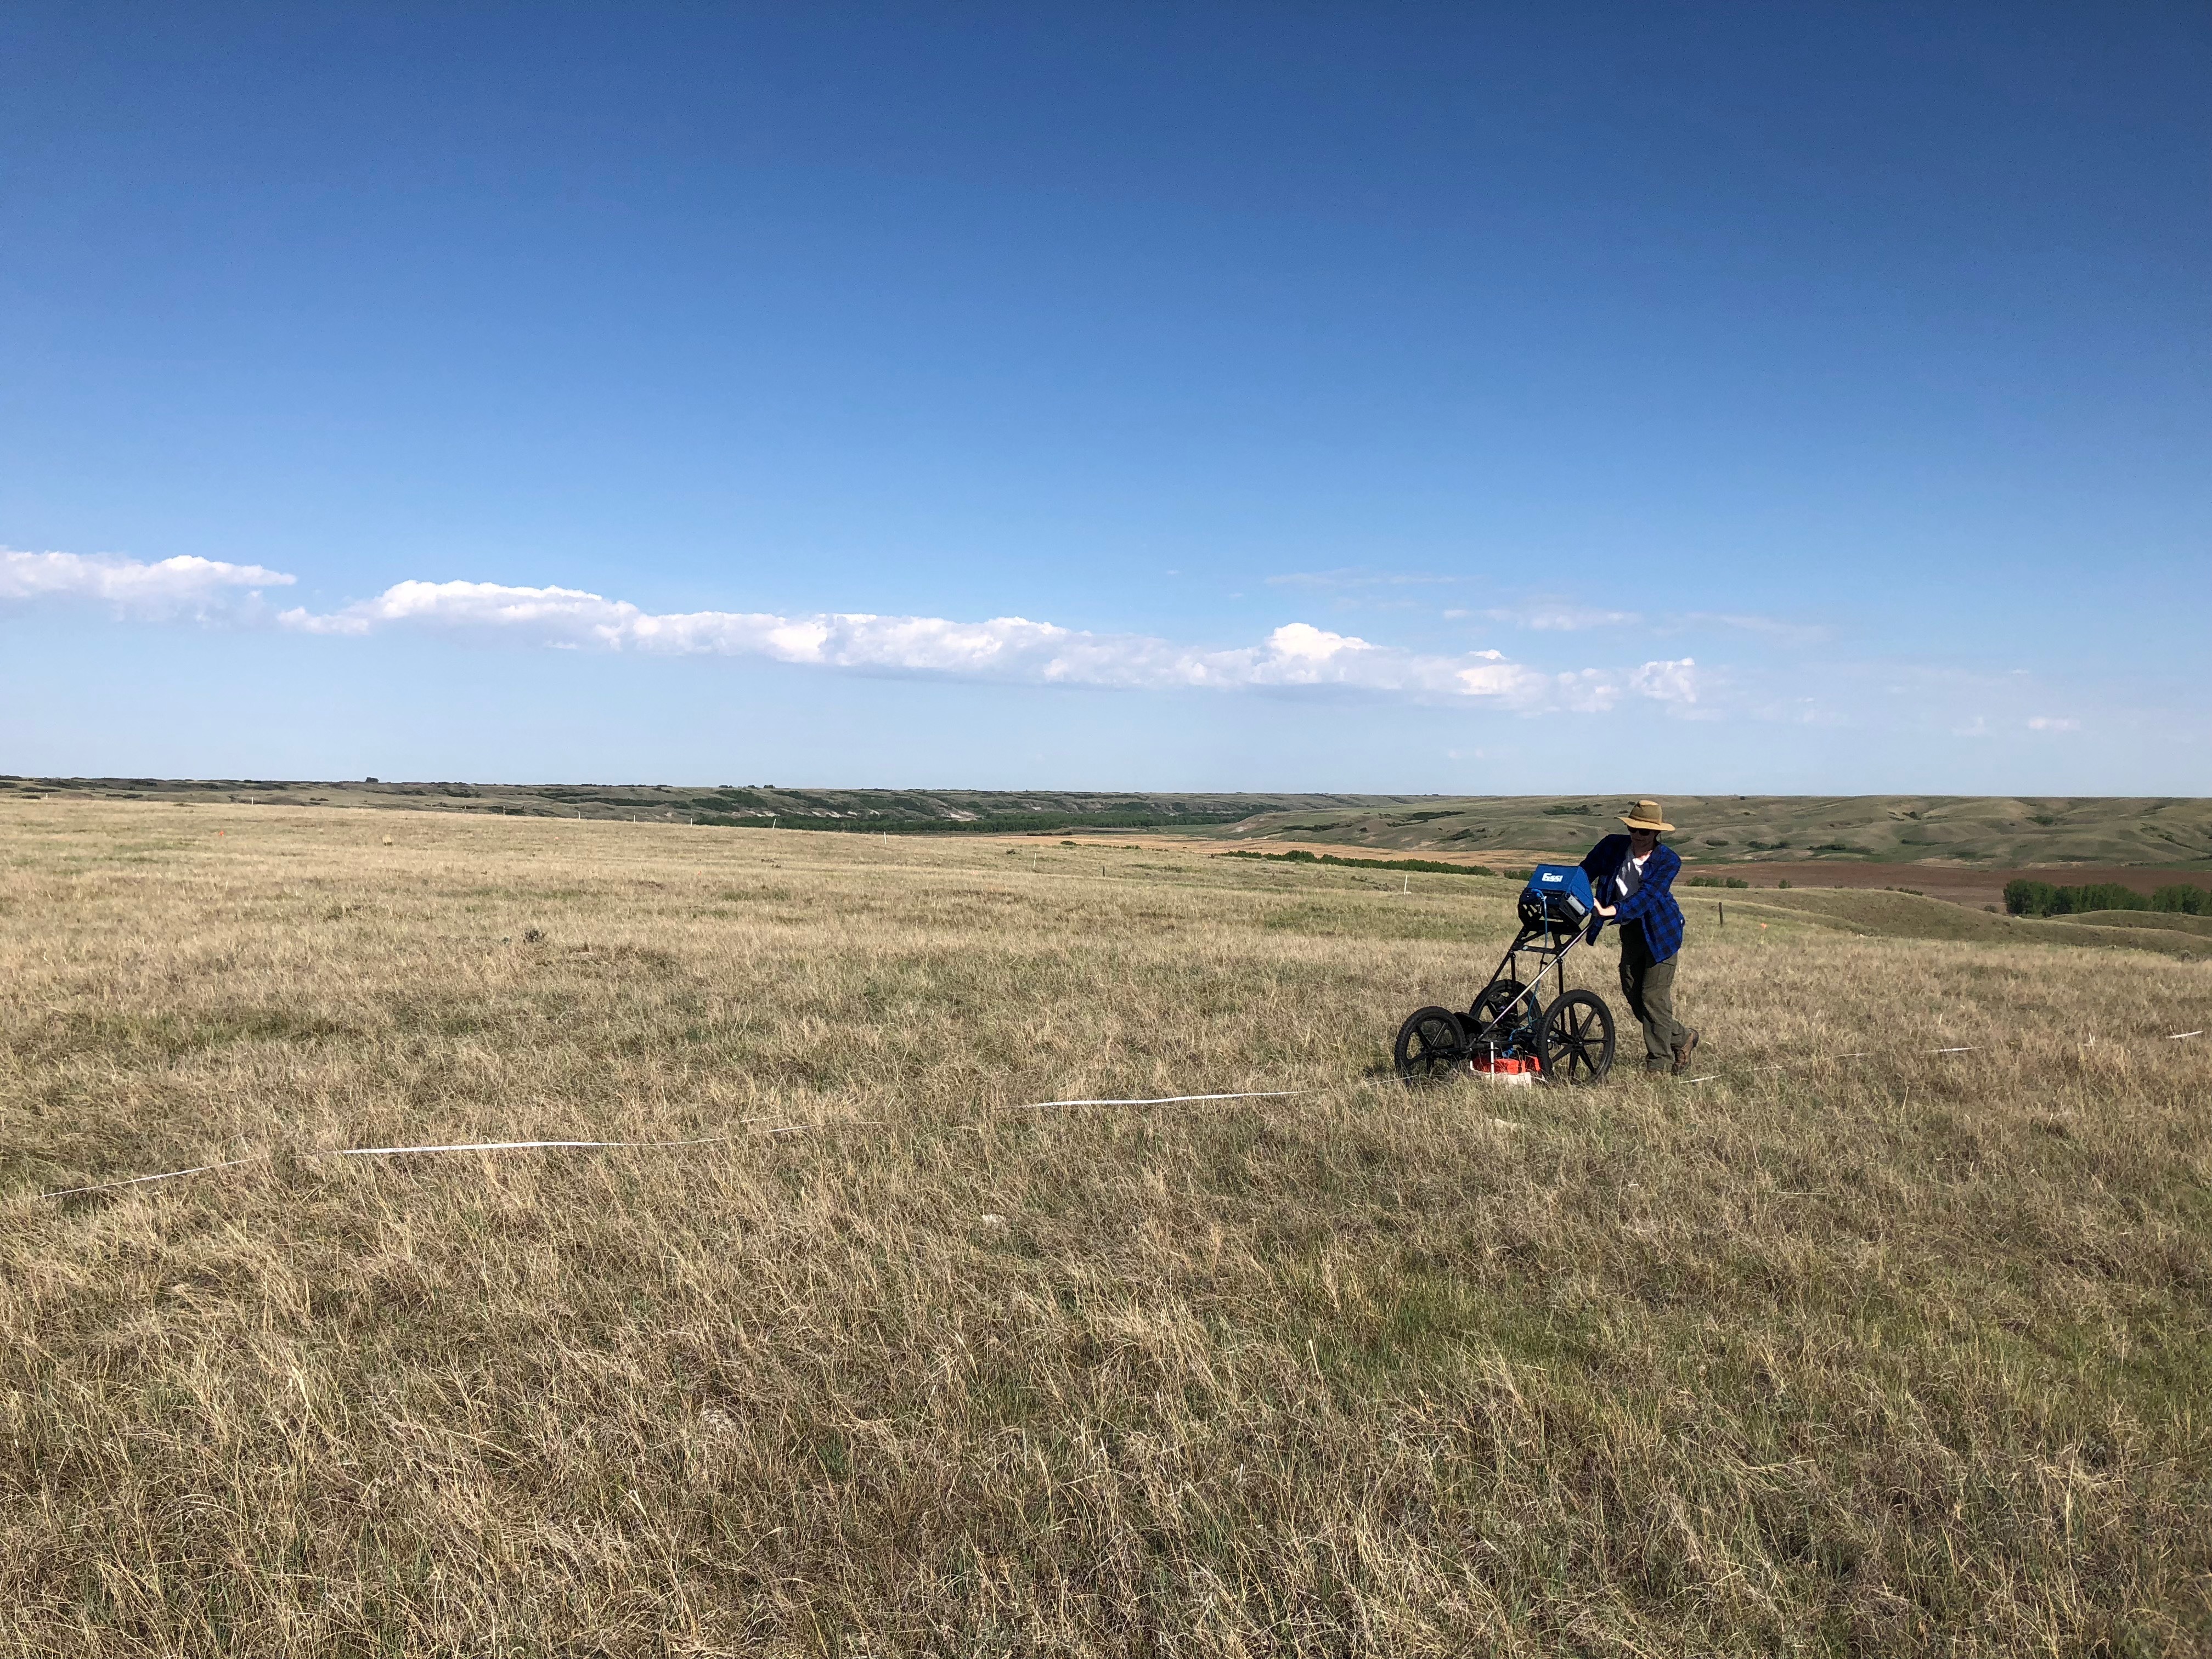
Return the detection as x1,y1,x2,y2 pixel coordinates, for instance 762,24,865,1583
1620,798,1675,832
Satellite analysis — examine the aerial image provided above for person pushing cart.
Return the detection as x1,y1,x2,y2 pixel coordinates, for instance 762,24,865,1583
1579,798,1700,1075
1390,797,1701,1086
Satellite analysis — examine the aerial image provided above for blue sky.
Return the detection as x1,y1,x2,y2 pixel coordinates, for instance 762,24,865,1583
3,3,2205,792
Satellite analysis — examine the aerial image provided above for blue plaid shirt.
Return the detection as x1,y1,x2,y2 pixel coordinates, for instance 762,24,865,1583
1579,835,1685,962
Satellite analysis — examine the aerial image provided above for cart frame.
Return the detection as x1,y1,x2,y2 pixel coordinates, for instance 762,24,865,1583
1392,866,1620,1085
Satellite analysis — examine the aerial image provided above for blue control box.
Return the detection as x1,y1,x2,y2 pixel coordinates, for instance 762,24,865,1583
1520,863,1596,929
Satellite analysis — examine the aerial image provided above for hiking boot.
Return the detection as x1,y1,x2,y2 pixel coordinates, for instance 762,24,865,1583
1672,1029,1701,1075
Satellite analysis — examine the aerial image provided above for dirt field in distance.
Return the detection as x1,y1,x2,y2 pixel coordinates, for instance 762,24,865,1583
1054,836,2202,913
1048,832,1571,868
1673,860,2198,910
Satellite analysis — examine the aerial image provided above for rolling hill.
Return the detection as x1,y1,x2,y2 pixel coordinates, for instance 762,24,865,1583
1221,794,2212,869
0,776,1425,834
7,778,2208,874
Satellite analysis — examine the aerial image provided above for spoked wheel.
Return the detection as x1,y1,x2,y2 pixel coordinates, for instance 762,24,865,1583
1394,1006,1467,1085
1466,978,1531,1051
1537,990,1615,1084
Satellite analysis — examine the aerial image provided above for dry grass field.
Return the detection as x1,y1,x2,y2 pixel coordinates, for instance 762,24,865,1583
3,802,2208,1656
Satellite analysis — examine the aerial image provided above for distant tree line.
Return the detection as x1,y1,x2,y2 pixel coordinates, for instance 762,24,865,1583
2004,879,2211,917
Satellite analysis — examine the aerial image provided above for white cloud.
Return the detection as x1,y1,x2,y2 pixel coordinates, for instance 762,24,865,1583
1474,601,1822,640
1629,657,1699,703
1489,603,1641,631
1260,621,1372,663
1454,660,1618,712
7,545,1715,715
2026,715,2081,732
0,548,295,612
1680,611,1829,644
276,575,1652,708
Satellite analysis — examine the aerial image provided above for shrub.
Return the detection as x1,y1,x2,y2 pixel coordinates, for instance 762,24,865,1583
2078,884,2149,913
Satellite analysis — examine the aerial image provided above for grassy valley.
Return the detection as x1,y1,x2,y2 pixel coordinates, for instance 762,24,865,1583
0,775,1424,837
1224,794,2212,870
11,780,2207,878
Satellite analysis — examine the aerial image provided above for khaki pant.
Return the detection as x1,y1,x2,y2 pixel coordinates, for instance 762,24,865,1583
1617,924,1689,1063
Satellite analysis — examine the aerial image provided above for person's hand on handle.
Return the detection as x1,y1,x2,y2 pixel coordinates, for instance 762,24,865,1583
1595,904,1617,918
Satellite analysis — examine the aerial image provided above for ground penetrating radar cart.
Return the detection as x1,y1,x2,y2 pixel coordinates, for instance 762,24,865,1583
1393,864,1617,1085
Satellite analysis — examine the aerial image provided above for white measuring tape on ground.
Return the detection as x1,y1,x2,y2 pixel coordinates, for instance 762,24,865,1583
34,1093,1330,1199
34,1030,2205,1198
997,1088,1317,1114
37,1129,778,1200
42,1155,270,1198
